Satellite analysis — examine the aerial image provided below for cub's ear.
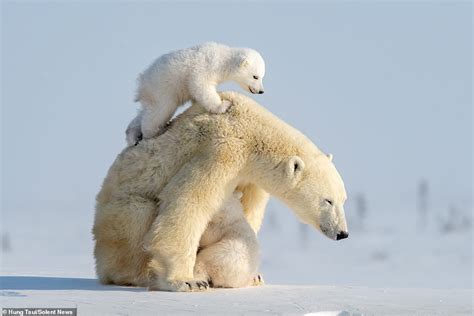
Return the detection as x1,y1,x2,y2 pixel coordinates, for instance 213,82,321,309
327,153,333,162
285,156,305,178
240,56,249,68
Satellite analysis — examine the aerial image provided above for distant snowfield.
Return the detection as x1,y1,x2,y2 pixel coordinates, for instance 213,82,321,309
1,277,471,316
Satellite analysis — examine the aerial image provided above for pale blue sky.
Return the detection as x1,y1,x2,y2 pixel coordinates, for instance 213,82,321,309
2,1,472,219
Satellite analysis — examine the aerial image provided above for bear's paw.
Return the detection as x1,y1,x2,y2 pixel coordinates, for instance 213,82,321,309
148,279,210,292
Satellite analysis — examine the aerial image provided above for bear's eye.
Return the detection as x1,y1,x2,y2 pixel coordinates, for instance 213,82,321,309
253,75,259,80
324,199,333,206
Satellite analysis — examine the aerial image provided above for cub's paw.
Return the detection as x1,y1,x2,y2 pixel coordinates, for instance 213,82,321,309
252,274,264,286
125,128,143,147
209,100,232,114
148,279,210,292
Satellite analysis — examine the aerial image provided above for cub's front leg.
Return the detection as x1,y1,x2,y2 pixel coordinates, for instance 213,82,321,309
189,77,232,114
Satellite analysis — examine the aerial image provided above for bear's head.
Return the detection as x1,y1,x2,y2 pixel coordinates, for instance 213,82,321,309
262,152,348,241
232,49,265,95
283,153,348,240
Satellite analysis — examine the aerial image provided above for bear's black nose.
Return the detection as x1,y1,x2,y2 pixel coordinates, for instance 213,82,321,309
336,231,349,240
258,90,264,94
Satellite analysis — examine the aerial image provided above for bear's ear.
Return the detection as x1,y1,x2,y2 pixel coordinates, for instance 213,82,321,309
233,190,244,200
327,153,333,162
285,156,305,178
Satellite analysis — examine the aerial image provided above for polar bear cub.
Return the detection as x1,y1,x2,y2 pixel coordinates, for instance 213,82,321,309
194,191,261,288
126,42,266,145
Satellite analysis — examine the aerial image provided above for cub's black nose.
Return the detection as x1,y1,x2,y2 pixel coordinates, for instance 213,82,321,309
258,90,264,94
336,231,349,240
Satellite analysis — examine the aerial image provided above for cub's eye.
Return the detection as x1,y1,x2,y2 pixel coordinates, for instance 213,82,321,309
253,75,259,80
324,199,333,206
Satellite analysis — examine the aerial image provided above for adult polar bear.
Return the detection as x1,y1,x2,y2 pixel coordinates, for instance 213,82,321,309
93,92,348,292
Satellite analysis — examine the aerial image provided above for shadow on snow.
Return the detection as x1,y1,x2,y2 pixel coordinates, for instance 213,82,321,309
0,276,146,292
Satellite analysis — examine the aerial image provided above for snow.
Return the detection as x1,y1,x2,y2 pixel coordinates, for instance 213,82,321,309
258,200,473,289
1,278,471,315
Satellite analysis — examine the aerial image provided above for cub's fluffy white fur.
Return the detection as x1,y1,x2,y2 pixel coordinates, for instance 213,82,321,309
194,191,261,288
126,42,265,145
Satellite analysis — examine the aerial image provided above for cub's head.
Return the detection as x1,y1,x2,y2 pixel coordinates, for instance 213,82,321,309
232,49,265,95
271,153,349,241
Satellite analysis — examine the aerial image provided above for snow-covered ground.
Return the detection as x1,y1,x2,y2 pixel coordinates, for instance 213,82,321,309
1,281,471,316
259,200,473,289
1,198,472,315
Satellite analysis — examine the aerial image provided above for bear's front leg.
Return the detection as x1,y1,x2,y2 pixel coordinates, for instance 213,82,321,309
237,183,270,234
144,151,241,292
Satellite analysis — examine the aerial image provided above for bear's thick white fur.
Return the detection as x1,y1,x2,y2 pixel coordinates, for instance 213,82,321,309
126,42,266,145
93,91,347,292
195,190,260,288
